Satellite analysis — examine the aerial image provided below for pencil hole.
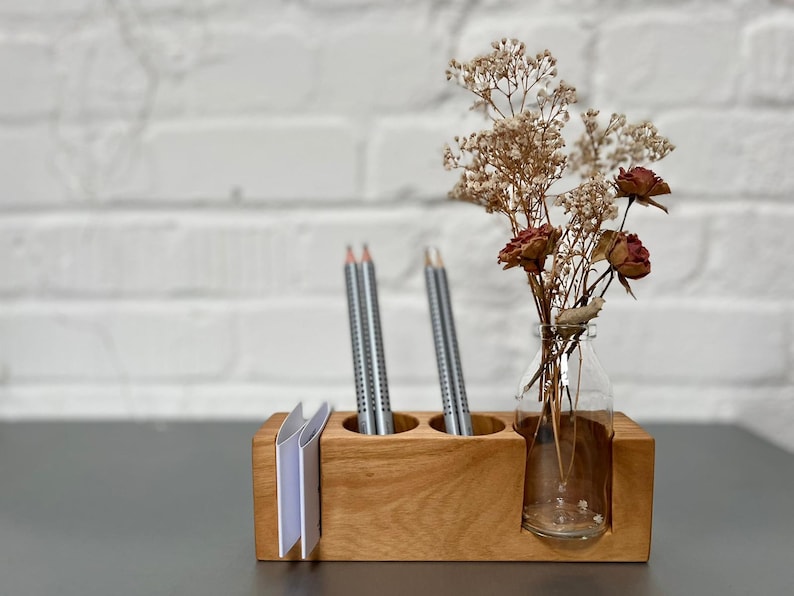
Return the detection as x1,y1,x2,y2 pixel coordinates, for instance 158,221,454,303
428,414,505,436
342,413,419,435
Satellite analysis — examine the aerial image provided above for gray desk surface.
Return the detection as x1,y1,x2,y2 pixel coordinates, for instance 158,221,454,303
1,421,792,596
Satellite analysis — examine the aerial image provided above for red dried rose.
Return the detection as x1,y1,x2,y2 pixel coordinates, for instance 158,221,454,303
614,166,671,213
607,232,651,280
498,224,561,274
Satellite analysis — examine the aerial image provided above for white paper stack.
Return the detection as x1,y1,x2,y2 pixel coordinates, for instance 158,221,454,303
275,401,331,558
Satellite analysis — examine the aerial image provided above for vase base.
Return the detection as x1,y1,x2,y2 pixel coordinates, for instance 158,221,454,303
522,502,607,540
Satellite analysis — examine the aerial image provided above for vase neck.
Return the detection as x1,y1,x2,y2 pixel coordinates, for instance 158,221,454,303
537,323,596,342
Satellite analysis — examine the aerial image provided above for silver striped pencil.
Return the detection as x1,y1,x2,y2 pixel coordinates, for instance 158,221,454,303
360,245,394,435
424,248,460,435
345,247,376,435
434,249,473,436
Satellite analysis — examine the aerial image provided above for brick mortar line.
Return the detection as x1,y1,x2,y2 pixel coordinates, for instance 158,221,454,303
3,380,788,390
0,197,792,216
0,296,787,310
4,103,794,130
0,297,349,309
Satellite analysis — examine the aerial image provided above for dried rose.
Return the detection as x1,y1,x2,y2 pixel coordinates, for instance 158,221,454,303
614,166,671,213
607,232,651,280
498,224,561,274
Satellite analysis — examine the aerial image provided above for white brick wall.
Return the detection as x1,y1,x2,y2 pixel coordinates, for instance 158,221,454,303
0,0,792,452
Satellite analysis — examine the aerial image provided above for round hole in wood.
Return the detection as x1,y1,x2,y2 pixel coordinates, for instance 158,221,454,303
342,412,420,434
428,413,506,436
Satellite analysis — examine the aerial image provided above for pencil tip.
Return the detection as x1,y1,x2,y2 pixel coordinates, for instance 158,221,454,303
435,248,445,268
424,248,432,267
362,244,372,262
345,245,356,264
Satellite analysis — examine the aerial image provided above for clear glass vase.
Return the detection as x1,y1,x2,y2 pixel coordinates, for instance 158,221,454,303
514,324,613,540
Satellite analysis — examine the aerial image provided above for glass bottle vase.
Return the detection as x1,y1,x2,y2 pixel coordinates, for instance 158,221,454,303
514,324,613,540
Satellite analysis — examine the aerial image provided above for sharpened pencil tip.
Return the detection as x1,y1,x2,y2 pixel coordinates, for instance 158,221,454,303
435,248,445,268
362,244,372,262
424,248,433,267
345,245,356,264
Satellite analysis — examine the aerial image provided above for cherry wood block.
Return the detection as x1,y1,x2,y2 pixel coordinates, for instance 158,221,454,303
252,411,654,562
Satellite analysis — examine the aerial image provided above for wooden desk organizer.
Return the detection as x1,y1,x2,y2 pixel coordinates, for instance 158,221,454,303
252,411,654,562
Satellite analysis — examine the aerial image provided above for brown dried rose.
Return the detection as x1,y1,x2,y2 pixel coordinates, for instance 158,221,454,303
614,166,671,213
607,232,651,280
498,224,561,274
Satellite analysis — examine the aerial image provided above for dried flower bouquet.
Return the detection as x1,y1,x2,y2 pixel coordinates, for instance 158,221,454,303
444,40,674,535
444,38,674,380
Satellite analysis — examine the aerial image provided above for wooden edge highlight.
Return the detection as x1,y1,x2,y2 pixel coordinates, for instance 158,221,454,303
251,413,285,561
612,412,656,561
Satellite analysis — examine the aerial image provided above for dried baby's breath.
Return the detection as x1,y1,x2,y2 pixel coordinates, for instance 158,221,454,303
445,40,674,323
569,111,676,177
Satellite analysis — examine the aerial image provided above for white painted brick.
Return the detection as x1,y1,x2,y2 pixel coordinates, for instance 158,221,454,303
71,16,221,119
435,203,529,306
0,126,66,205
742,18,794,104
456,17,593,101
0,0,789,446
305,0,412,6
370,298,525,407
50,123,153,201
185,28,313,113
0,312,115,380
134,0,249,10
0,40,54,118
790,315,794,385
730,112,794,195
653,113,738,197
178,223,283,296
317,22,446,112
697,206,794,299
37,223,183,296
0,0,241,17
236,300,351,383
596,303,788,385
0,226,39,293
480,0,690,7
597,16,738,107
0,308,233,381
53,26,151,120
0,219,285,297
293,202,524,308
377,298,436,385
236,296,525,410
0,0,92,13
107,309,233,379
291,202,528,301
368,117,465,201
655,111,794,196
289,209,431,295
615,205,707,298
453,303,530,388
144,122,358,201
